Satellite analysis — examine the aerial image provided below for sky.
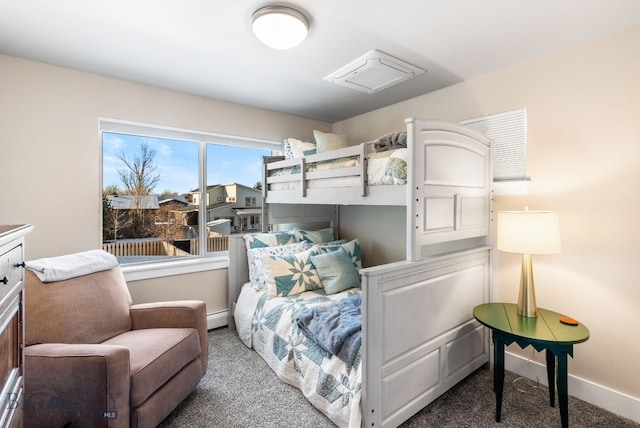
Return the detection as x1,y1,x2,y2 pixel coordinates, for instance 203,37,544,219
102,132,272,195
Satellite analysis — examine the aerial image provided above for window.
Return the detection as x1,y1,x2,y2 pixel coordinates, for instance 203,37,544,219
461,108,529,195
100,119,278,269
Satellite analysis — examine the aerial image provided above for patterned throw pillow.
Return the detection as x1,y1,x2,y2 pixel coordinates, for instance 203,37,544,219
310,247,361,295
244,231,294,250
261,248,323,298
283,139,295,160
247,242,310,291
286,138,316,158
293,227,334,244
312,239,362,270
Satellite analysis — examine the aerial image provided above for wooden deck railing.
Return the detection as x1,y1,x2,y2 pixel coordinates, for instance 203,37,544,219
103,235,229,257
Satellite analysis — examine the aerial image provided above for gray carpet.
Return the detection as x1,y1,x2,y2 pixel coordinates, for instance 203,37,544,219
159,327,638,427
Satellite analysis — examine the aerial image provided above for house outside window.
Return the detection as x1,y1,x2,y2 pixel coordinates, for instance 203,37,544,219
100,119,277,266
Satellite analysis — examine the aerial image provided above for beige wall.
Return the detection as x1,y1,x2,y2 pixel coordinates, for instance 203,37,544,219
128,269,228,314
0,54,330,312
335,27,640,401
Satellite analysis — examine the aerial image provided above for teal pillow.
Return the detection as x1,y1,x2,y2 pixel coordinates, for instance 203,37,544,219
293,227,334,244
313,238,362,270
244,231,294,250
310,247,361,295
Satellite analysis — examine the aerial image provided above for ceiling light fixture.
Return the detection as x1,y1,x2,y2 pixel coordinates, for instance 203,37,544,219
251,5,308,50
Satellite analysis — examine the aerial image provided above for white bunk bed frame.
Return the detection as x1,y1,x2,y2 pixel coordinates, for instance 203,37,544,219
229,119,493,427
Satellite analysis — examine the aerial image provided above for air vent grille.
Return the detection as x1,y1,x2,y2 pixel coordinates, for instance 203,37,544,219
324,50,425,94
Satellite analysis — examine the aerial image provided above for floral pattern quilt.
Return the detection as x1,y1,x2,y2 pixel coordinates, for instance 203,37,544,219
245,286,363,428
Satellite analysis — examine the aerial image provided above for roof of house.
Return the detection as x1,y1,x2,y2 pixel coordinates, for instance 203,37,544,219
106,194,160,210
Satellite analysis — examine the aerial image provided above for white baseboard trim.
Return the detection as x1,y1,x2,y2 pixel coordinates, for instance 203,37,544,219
505,351,640,424
207,310,228,330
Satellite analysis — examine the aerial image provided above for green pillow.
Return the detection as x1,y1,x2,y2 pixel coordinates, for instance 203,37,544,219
310,247,361,295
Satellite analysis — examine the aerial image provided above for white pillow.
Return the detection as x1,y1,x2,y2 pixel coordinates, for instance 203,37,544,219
313,130,349,153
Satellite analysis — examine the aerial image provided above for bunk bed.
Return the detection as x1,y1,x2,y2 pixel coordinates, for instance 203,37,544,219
228,119,493,428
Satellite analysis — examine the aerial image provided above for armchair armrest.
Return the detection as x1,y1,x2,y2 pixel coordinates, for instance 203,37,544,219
130,300,208,376
24,343,130,428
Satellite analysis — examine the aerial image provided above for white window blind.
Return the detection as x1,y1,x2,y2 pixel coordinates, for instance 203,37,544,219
461,108,527,182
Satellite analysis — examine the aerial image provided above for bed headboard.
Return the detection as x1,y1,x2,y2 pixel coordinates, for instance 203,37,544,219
262,203,338,232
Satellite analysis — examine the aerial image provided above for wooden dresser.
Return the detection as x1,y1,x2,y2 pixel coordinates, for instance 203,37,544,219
0,225,32,427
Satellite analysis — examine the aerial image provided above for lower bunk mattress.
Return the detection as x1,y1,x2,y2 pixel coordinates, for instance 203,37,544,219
234,284,362,428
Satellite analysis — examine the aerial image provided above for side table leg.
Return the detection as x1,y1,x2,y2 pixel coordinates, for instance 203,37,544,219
494,338,505,422
546,349,556,407
557,352,569,428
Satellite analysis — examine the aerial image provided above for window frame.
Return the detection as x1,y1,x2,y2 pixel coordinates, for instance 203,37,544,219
99,118,280,280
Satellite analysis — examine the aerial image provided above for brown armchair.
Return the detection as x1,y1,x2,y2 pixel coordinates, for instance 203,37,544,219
23,265,208,428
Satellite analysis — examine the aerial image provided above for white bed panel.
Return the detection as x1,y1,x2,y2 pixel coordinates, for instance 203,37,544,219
459,195,486,229
445,324,486,378
406,119,492,261
423,140,487,187
361,247,491,428
263,185,407,206
381,261,486,362
381,320,486,425
424,195,456,232
381,347,440,418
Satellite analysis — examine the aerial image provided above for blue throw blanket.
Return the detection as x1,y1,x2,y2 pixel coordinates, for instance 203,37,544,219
295,294,362,367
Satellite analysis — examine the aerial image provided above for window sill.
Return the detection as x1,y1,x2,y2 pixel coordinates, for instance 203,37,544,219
121,255,229,282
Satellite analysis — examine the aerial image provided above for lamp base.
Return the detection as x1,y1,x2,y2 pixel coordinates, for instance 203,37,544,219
518,254,537,317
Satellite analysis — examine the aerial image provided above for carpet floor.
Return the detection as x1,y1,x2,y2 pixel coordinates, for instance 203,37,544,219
159,327,638,427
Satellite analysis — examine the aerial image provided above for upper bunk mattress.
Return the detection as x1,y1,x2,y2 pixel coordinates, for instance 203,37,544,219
268,147,407,190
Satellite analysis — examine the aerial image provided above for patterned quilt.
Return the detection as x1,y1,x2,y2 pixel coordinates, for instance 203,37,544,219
238,285,363,428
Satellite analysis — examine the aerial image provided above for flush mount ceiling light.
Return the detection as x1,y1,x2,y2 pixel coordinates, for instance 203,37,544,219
251,5,309,50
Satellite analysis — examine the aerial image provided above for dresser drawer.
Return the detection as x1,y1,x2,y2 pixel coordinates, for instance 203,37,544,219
0,245,23,301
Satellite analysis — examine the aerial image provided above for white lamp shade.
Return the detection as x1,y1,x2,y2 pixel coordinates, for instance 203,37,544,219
252,6,308,50
497,210,561,255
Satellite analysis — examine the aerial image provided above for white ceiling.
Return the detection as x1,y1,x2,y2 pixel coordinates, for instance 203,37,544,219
1,1,639,123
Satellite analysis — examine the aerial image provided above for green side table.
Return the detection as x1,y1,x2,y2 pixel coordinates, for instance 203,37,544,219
473,303,590,428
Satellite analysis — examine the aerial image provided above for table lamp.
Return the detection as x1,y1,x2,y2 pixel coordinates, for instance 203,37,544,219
497,209,561,317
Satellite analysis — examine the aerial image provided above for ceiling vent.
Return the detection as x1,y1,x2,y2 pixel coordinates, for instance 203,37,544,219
323,50,425,94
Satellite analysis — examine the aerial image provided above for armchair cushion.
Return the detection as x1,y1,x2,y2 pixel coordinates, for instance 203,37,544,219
102,328,201,407
25,268,132,345
130,300,208,377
